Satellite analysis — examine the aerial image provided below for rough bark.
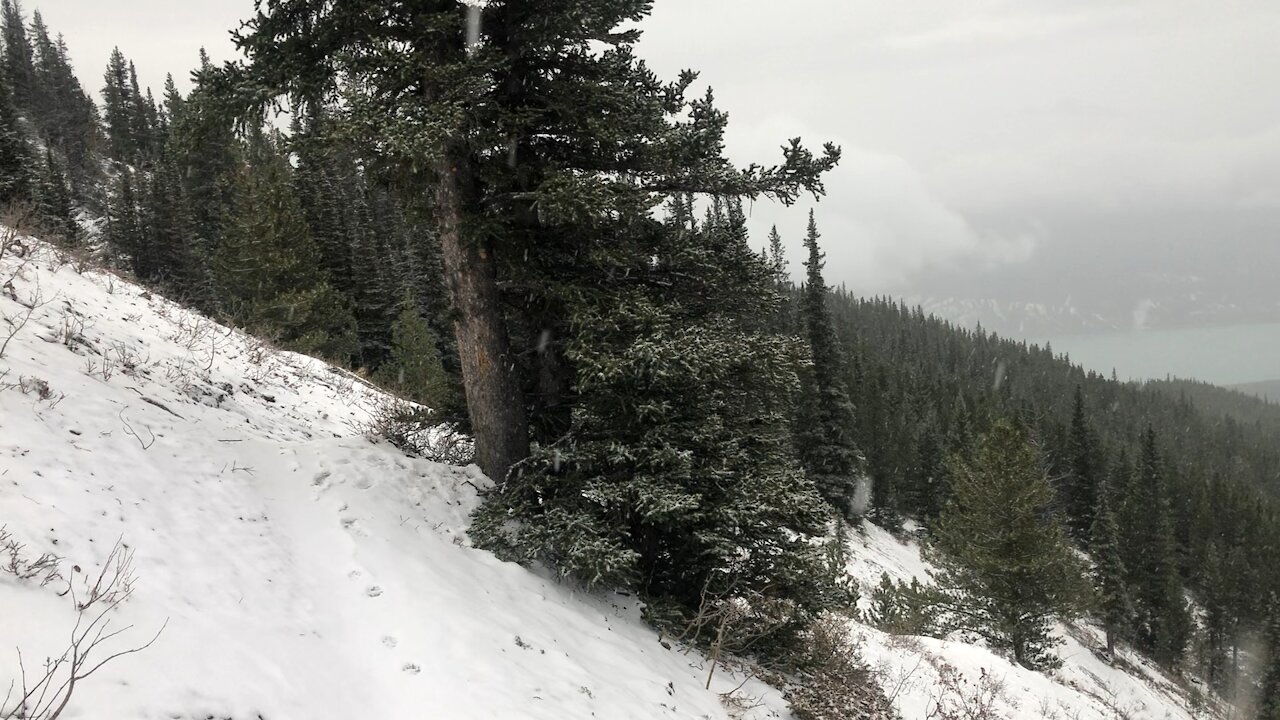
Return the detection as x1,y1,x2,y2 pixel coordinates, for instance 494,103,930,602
433,146,528,482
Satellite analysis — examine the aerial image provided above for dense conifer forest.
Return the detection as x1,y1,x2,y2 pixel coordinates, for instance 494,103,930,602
2,0,1279,714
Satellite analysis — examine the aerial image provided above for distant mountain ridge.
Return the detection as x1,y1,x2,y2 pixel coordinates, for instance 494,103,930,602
1231,378,1280,403
909,293,1280,339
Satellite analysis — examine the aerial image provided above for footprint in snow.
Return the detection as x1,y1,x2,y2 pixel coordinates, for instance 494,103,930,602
402,663,420,674
382,635,398,648
366,585,383,598
312,470,331,487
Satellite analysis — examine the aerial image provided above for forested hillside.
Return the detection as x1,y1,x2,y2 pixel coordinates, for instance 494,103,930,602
822,291,1280,692
3,0,1280,717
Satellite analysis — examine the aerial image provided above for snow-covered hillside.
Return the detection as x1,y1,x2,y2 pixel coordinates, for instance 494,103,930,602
846,523,1217,720
0,237,1216,719
0,240,786,719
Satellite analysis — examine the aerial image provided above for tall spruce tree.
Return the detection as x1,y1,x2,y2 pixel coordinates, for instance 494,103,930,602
27,19,100,197
1121,426,1191,667
795,211,864,517
101,48,134,159
1064,385,1102,542
0,55,32,208
229,0,839,486
1,0,34,109
1089,477,1131,656
930,419,1086,669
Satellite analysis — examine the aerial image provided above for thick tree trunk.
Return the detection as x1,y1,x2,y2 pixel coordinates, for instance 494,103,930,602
433,147,528,482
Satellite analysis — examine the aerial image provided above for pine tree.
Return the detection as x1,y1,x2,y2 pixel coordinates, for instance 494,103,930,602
125,61,154,160
473,211,835,622
0,56,33,208
1199,541,1229,688
1,0,35,110
1064,385,1102,542
213,129,357,361
795,211,864,517
1260,596,1280,720
930,419,1086,669
104,169,140,269
33,146,76,243
230,0,840,486
1122,426,1191,667
165,56,242,309
27,20,100,197
101,48,133,159
140,153,206,296
767,224,787,283
374,294,454,411
1089,477,1131,656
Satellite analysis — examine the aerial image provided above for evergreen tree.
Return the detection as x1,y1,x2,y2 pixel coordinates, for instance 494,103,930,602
1,0,35,109
230,0,840,486
1064,385,1102,542
1261,596,1280,720
140,153,206,296
103,168,140,269
125,61,153,159
167,57,238,303
374,294,454,412
0,56,32,207
795,212,864,517
213,129,357,361
930,419,1086,669
767,224,787,283
33,146,76,242
27,20,100,197
1199,541,1230,688
1089,477,1131,656
101,48,133,159
473,211,836,623
1122,426,1191,667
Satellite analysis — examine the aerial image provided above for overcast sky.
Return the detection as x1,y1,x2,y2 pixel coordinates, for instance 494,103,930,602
36,0,1280,319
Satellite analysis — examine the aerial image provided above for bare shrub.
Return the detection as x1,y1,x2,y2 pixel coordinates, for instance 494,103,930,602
352,396,473,465
0,526,62,588
0,539,165,720
17,376,52,401
55,306,90,351
0,204,34,269
1,276,51,360
784,613,898,720
924,661,1011,720
109,341,147,377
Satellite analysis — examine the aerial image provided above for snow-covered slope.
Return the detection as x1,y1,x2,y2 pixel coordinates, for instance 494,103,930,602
0,241,785,719
846,522,1218,720
0,237,1216,719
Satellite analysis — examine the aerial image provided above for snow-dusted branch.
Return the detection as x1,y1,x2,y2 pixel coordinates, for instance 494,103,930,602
1,538,166,720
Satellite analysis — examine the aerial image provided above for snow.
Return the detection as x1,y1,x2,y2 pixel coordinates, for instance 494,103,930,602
0,241,786,719
844,521,1216,720
0,236,1218,719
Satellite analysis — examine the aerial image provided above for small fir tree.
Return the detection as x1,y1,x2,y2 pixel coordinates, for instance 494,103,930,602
374,295,454,412
930,419,1086,669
